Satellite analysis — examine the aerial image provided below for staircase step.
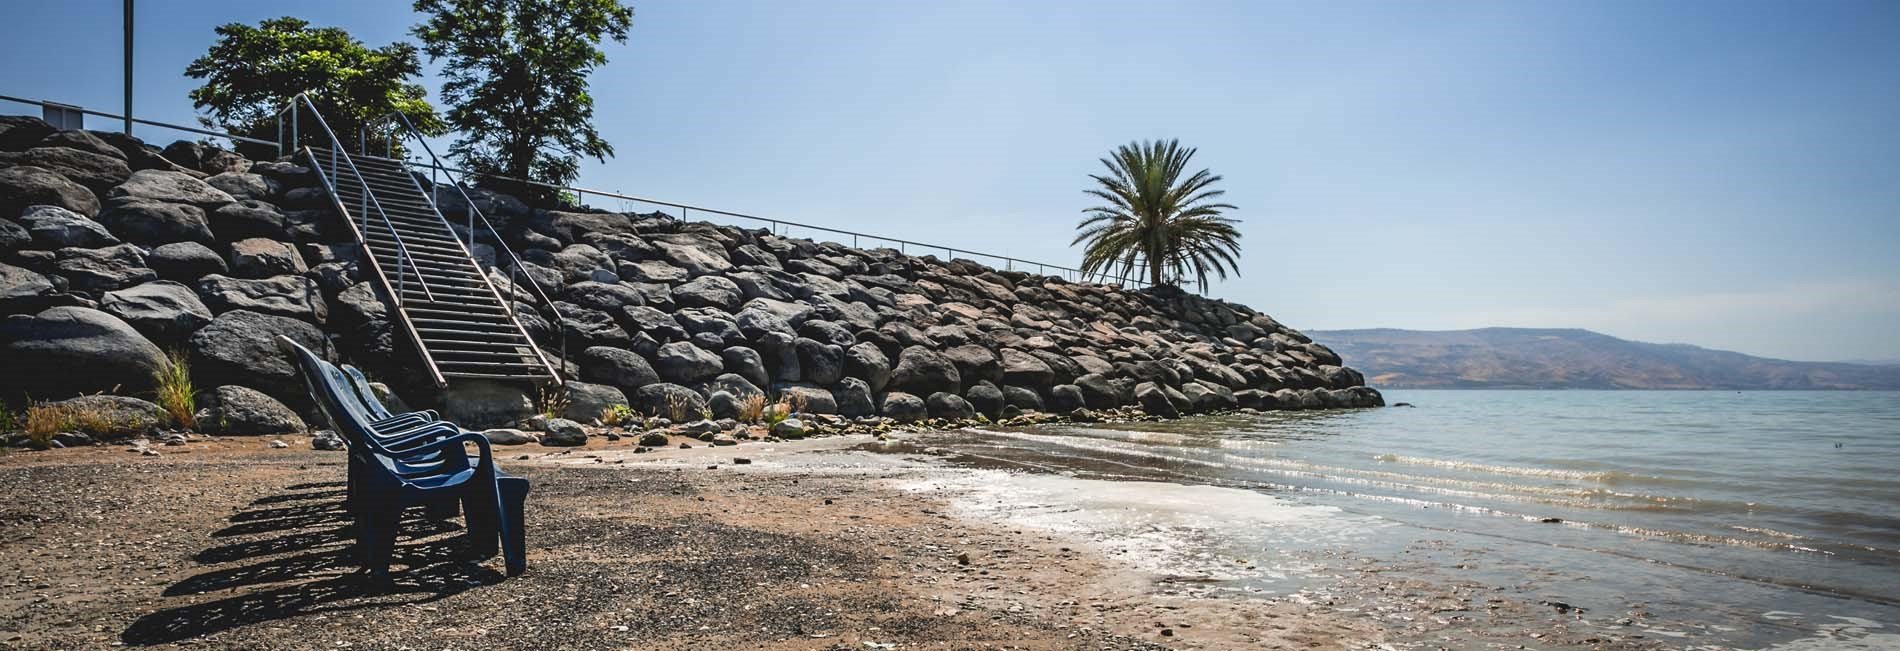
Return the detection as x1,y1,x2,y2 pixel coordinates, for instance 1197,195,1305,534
411,317,518,331
416,327,525,340
440,371,555,381
424,339,543,351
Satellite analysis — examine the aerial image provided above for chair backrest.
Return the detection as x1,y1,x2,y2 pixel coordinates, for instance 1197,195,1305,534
340,366,395,420
276,337,394,465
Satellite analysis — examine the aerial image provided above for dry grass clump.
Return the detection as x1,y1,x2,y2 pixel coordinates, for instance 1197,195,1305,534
736,394,767,423
535,384,571,420
154,350,196,429
599,403,635,427
659,392,695,422
21,401,123,447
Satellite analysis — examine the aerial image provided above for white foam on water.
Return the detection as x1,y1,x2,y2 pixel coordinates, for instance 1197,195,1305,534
894,468,1387,594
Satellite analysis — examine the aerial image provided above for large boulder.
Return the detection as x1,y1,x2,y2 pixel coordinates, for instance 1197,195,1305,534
720,346,769,389
778,384,837,415
890,345,961,395
38,131,124,160
17,204,116,248
652,234,732,275
107,169,235,206
195,274,328,323
194,385,306,435
999,348,1055,389
964,381,1005,419
0,262,58,313
670,275,742,311
0,146,131,194
1073,373,1120,409
617,305,687,341
204,172,279,202
38,394,169,438
879,391,926,422
0,306,168,399
941,344,1002,388
207,200,290,241
0,166,99,217
0,116,56,151
1001,385,1044,412
228,238,307,278
1133,381,1183,418
794,337,844,386
832,377,875,417
146,241,227,281
926,392,976,420
98,280,214,345
631,382,706,420
93,197,213,245
53,244,155,292
0,217,26,251
561,381,629,423
439,380,534,430
653,341,724,384
576,345,660,390
187,309,334,406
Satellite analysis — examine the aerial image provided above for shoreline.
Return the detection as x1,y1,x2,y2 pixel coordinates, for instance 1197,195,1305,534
0,432,1382,650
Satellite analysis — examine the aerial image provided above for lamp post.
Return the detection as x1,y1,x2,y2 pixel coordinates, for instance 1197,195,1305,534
123,0,133,135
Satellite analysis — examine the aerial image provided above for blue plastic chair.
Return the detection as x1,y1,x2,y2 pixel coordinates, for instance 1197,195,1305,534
278,336,528,577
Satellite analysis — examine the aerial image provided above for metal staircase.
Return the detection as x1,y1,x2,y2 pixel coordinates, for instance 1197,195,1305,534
279,95,561,388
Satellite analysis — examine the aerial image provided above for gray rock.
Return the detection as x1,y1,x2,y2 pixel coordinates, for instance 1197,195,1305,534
0,217,26,250
700,373,766,403
1000,348,1056,388
188,309,334,406
0,262,57,313
39,394,169,437
0,166,99,217
481,428,538,445
832,377,875,417
0,146,130,194
555,302,632,349
146,241,226,280
1134,381,1180,418
194,385,306,435
1046,384,1086,413
577,346,660,390
18,204,116,248
941,344,1001,388
734,307,796,342
195,274,327,323
772,417,807,439
671,275,742,311
108,169,235,206
54,244,154,292
0,116,56,150
632,382,707,421
843,342,892,393
1001,385,1044,412
311,430,346,450
94,197,213,245
563,280,647,312
652,234,732,275
562,381,629,422
890,345,961,396
99,280,213,344
721,346,769,390
706,391,742,420
879,391,927,422
619,259,688,284
208,200,289,240
439,380,535,430
228,238,307,278
204,172,279,201
1073,373,1120,409
654,341,724,384
0,306,168,399
926,392,976,420
540,418,588,446
964,381,1006,419
617,304,687,342
794,337,844,385
739,297,814,327
778,384,837,415
39,131,124,159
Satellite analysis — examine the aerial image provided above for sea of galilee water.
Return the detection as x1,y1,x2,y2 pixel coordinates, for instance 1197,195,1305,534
894,390,1900,650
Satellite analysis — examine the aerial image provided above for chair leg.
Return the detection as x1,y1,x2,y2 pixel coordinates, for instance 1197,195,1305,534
460,492,499,560
497,477,530,576
358,502,401,579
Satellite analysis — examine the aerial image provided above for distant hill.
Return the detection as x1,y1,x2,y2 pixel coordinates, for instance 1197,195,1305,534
1307,328,1900,390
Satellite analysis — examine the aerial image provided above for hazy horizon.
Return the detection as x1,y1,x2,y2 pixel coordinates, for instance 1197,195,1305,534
2,0,1895,361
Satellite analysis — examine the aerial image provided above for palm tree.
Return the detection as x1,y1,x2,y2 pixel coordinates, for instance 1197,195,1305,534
1073,139,1242,290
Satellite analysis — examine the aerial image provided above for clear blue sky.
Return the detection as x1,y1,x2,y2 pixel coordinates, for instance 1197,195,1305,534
4,0,1897,362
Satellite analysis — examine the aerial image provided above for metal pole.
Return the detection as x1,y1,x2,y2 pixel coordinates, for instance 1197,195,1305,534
122,0,133,135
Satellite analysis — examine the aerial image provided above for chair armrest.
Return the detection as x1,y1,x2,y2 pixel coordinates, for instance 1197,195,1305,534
390,432,492,476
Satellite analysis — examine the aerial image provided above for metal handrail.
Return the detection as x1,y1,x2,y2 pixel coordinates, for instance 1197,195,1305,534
272,93,435,304
366,110,566,383
1,92,1144,288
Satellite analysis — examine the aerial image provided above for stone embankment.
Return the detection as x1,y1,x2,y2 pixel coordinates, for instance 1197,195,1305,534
0,114,1379,445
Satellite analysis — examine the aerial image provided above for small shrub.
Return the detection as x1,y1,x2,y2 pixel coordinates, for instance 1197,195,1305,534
660,392,695,422
0,404,19,433
23,403,68,448
599,403,635,427
783,390,808,415
736,394,767,423
761,402,792,428
154,350,196,430
535,384,571,420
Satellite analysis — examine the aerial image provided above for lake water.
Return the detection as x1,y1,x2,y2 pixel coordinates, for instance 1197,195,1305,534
903,390,1900,650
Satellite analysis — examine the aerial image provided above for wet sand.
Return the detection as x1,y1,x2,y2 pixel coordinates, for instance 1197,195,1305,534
0,434,1378,650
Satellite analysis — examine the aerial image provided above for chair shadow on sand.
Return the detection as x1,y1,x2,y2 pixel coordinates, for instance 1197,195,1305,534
120,481,505,646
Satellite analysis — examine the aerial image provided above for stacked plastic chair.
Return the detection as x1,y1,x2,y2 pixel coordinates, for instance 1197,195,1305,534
277,336,529,577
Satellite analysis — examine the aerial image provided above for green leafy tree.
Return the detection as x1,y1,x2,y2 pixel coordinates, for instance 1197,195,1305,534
1074,139,1242,290
412,0,635,203
185,17,445,159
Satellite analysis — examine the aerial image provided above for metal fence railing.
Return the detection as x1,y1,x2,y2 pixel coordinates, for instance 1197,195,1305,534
0,92,1146,288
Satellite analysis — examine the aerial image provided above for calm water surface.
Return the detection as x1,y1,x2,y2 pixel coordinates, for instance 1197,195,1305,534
913,390,1900,649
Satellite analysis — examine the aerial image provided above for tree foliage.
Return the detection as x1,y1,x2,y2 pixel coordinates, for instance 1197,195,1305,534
185,17,444,159
412,0,634,202
1073,139,1242,290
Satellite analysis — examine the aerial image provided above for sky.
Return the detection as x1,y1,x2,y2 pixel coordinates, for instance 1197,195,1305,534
2,0,1897,362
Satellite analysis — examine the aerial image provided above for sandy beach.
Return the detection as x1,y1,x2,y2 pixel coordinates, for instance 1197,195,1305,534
0,433,1387,650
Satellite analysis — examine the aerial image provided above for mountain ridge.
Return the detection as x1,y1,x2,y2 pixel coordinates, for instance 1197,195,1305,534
1307,327,1900,390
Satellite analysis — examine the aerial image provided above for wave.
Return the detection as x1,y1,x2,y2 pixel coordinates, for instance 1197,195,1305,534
1371,453,1657,483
